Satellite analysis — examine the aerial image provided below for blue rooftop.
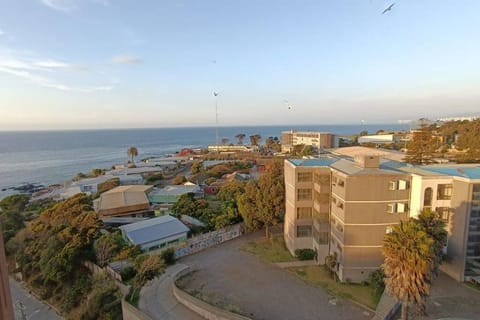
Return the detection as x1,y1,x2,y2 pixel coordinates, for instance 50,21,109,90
288,158,337,167
119,215,189,246
420,166,480,179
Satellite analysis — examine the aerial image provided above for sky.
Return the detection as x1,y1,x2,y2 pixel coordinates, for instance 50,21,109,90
0,0,480,130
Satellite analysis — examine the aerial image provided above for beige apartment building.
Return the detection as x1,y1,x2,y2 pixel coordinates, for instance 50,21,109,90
284,155,480,283
281,131,334,153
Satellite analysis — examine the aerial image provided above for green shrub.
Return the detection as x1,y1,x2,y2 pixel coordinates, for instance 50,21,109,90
368,269,385,294
120,266,136,282
294,248,316,260
161,247,176,265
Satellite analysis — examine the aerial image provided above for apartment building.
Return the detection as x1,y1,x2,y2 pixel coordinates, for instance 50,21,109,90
405,165,480,282
281,131,334,153
284,155,409,282
284,155,480,283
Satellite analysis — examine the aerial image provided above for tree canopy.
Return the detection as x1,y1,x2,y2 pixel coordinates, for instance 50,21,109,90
127,146,138,163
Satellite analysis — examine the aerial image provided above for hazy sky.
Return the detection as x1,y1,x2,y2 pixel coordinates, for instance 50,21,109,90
1,0,479,130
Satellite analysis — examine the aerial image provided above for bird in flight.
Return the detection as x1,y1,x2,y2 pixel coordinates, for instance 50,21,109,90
382,3,395,14
213,92,219,96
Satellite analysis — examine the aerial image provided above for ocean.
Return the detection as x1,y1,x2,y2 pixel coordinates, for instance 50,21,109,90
0,124,408,199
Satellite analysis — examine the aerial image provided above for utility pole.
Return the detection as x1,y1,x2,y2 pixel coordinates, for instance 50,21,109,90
0,223,15,320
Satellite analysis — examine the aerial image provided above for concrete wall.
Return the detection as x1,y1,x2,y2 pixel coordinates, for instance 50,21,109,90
121,299,152,320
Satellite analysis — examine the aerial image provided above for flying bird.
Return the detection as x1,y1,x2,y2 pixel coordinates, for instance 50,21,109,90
213,92,219,97
382,3,395,14
284,100,293,110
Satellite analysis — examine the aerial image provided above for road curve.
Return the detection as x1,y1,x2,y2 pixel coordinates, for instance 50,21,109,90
139,264,204,320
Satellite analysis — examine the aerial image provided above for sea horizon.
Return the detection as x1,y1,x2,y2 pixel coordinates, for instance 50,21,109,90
0,123,409,199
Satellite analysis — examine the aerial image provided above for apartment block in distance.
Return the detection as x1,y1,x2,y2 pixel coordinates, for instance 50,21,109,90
284,154,480,283
281,131,334,153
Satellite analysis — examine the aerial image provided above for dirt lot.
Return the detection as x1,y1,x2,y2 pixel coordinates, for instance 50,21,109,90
179,232,372,320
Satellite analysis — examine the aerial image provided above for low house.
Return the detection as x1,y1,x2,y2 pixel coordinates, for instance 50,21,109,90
94,185,154,218
119,215,190,251
148,184,203,204
72,176,113,193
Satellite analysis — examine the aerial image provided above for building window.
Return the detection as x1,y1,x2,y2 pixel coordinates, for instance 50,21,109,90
297,225,312,238
424,187,433,207
437,184,453,200
314,210,329,223
297,172,313,182
297,207,312,219
388,180,397,191
387,203,396,213
398,180,409,190
437,207,451,223
297,188,312,201
338,180,345,187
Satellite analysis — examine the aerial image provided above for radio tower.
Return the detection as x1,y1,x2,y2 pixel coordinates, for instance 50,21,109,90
214,92,219,153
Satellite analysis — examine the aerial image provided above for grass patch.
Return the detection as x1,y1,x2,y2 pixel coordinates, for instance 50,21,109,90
288,266,379,310
240,236,297,263
126,287,141,307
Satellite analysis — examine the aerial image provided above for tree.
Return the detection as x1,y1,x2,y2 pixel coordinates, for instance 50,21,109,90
265,136,281,152
237,181,262,232
382,220,434,320
235,133,246,145
301,145,315,156
249,134,261,146
94,232,127,267
217,180,245,202
127,146,138,163
405,119,436,165
359,130,369,136
172,175,187,185
414,210,447,278
221,138,230,146
191,160,203,174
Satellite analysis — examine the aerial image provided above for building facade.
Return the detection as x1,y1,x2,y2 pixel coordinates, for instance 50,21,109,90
281,131,334,153
284,156,480,283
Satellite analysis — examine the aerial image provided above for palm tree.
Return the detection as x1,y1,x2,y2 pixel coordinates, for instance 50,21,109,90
235,133,246,145
127,146,138,163
415,210,448,278
382,220,434,320
221,138,229,146
249,134,261,146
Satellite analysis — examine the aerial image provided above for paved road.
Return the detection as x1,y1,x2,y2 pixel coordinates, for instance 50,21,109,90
418,272,480,320
9,278,62,320
179,232,371,320
139,264,204,320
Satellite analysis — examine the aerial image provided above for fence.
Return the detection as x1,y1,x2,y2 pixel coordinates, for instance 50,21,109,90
148,223,244,258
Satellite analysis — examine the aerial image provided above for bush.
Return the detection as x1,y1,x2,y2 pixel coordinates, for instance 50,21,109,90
294,248,316,261
368,269,385,294
120,266,136,282
161,247,176,265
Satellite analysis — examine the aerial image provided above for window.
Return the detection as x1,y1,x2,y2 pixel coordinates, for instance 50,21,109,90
297,225,312,238
437,184,453,200
338,180,345,187
297,188,312,201
386,226,393,234
398,180,409,190
424,187,433,207
336,201,344,209
397,203,408,213
315,211,329,223
437,207,451,222
297,172,313,182
388,180,397,191
387,203,396,213
297,207,312,219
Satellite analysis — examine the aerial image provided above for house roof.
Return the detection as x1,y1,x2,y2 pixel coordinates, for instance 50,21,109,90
419,165,480,179
330,146,406,162
288,158,337,167
119,215,189,246
149,185,201,197
330,159,401,176
97,185,153,216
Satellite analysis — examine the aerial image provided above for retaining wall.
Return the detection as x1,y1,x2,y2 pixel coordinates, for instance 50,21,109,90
121,299,152,320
